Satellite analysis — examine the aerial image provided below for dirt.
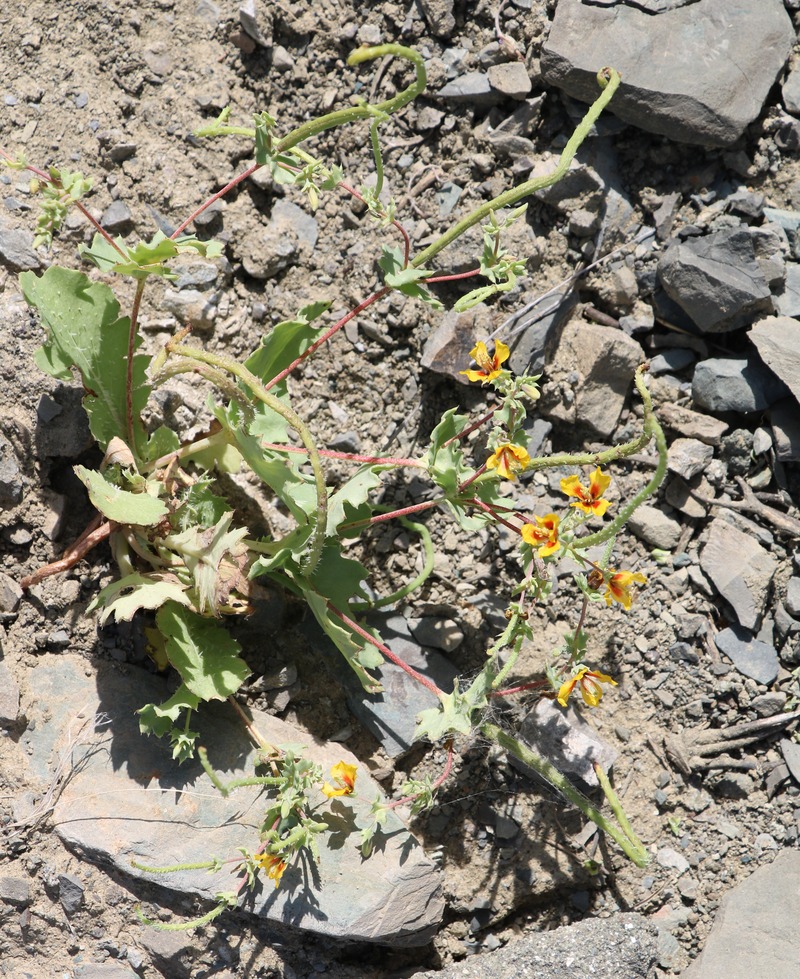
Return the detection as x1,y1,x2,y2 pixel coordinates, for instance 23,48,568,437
2,1,800,977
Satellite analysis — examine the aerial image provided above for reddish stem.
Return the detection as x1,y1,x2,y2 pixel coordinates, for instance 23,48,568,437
465,495,525,534
342,497,442,532
386,738,454,810
337,178,412,265
257,441,422,468
171,162,262,239
426,267,481,283
490,679,549,698
442,408,497,447
20,518,114,589
457,462,487,494
327,603,444,698
265,286,391,391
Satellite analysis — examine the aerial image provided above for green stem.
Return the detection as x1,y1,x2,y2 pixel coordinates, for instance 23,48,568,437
572,367,667,551
412,67,620,269
481,722,649,867
350,515,435,612
594,762,646,855
276,45,426,155
167,342,328,577
127,278,146,460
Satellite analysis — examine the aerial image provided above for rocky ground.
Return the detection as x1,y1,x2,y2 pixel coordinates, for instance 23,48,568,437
2,1,800,977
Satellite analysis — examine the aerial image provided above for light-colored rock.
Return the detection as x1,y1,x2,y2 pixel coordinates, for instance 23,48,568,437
541,0,794,146
627,504,683,550
658,403,728,445
22,655,443,945
667,438,713,481
538,320,644,436
749,315,800,403
700,518,778,629
681,850,800,979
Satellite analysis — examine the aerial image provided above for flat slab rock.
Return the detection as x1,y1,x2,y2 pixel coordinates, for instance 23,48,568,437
681,849,800,979
19,655,444,945
541,0,794,146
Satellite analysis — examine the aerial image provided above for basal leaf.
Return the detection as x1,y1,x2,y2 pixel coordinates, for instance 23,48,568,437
305,591,383,693
138,684,201,738
89,572,192,624
21,266,150,454
156,603,250,702
75,465,168,525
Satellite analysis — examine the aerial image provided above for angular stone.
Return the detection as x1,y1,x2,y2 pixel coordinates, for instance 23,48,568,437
416,0,455,38
487,62,532,100
21,655,443,945
749,316,800,403
770,398,800,461
0,434,23,505
415,913,657,979
681,850,800,979
700,518,778,630
0,221,41,272
667,437,713,480
436,72,502,107
541,0,793,146
100,200,133,234
692,357,782,414
715,626,779,685
239,200,318,280
658,403,728,445
0,661,20,725
538,320,644,437
664,473,711,519
658,229,773,333
627,504,683,550
513,699,618,790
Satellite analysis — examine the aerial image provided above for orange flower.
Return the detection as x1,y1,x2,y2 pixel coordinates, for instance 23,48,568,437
486,442,530,481
604,570,647,610
557,667,617,708
521,513,561,557
560,466,612,517
322,760,357,798
254,851,287,888
460,340,510,384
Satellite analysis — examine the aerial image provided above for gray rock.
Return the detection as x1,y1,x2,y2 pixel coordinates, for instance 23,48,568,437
667,438,713,481
627,504,683,549
240,200,318,280
658,403,728,445
35,388,94,458
780,738,800,785
749,316,800,403
541,0,793,146
658,229,773,333
100,200,133,234
786,578,800,619
0,875,32,907
239,0,270,46
416,0,456,38
436,72,502,107
681,850,800,979
304,613,459,759
0,434,23,504
0,222,40,271
421,304,494,385
784,64,800,116
656,846,690,874
408,616,464,652
417,913,657,979
487,62,532,100
649,348,696,375
161,287,218,331
700,518,778,630
770,398,800,461
773,263,800,317
0,661,20,725
714,626,780,685
0,572,22,613
74,964,141,979
58,872,85,915
692,357,781,414
513,698,618,790
538,320,644,437
23,654,443,944
665,474,712,519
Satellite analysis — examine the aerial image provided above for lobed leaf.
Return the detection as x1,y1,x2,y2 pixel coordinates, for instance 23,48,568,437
74,465,168,525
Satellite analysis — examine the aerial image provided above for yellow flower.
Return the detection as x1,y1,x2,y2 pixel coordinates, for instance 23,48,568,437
321,760,357,798
460,340,510,384
560,466,612,517
254,851,287,889
486,442,530,481
603,570,647,610
557,667,617,708
521,513,561,557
